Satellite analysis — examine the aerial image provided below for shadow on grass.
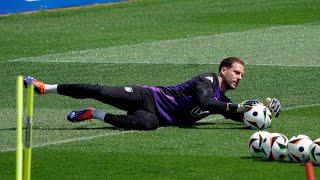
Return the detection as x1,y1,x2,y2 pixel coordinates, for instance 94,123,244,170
1,121,268,131
34,126,120,131
240,156,303,165
182,121,250,130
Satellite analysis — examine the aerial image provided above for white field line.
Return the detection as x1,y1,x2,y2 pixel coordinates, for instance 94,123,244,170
283,103,320,110
1,103,320,153
0,130,136,153
5,60,320,68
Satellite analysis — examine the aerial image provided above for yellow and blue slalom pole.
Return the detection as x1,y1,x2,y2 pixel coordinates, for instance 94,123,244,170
16,76,35,180
16,76,23,180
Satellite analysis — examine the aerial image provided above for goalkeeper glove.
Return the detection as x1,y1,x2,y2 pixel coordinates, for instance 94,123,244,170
235,100,260,113
235,99,262,113
241,99,262,106
232,100,261,113
264,97,281,118
236,104,252,113
229,100,261,113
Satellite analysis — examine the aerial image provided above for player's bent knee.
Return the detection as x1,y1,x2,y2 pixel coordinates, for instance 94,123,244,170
132,110,159,130
142,120,158,130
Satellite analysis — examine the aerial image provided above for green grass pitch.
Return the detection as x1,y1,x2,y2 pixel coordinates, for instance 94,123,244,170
1,0,320,179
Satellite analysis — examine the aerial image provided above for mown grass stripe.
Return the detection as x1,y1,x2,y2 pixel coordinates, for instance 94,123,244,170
8,24,320,67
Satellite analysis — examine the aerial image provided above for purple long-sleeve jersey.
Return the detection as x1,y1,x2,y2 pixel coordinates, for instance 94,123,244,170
144,72,243,126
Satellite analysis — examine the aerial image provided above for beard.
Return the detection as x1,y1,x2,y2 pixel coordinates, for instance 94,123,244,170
224,78,237,90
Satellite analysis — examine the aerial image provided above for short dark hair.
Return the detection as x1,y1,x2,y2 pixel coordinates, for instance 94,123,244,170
218,57,244,72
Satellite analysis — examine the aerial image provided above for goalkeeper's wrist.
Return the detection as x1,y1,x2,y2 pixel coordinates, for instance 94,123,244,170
228,103,239,112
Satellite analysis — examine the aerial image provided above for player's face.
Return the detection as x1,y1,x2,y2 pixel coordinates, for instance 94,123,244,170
221,62,244,90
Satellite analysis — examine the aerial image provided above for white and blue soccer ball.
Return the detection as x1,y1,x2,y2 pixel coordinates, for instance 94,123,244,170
243,104,272,130
260,133,288,160
287,135,313,162
248,131,270,157
309,138,320,165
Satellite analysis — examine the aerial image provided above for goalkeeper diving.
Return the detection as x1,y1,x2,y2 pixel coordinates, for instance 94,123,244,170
23,57,281,130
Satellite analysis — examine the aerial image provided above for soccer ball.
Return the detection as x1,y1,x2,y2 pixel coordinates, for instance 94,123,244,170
248,131,270,157
261,133,288,160
287,135,313,162
243,104,272,130
309,138,320,165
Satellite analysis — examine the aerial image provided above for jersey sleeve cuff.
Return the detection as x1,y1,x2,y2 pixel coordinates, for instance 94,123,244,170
228,103,239,112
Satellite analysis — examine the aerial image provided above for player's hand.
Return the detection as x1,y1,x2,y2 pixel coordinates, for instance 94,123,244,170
236,103,252,113
242,99,262,106
236,99,262,113
264,97,281,118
